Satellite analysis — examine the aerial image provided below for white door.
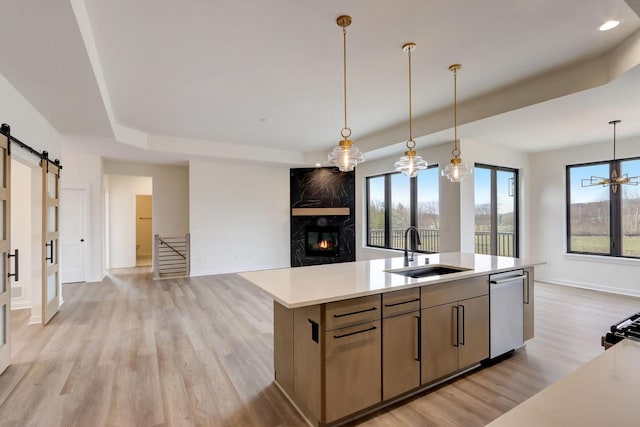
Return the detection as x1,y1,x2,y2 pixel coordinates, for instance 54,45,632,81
60,188,86,283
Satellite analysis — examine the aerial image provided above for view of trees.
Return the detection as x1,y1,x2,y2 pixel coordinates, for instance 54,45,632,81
368,200,440,231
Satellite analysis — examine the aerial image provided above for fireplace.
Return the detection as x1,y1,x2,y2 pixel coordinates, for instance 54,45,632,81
305,226,340,257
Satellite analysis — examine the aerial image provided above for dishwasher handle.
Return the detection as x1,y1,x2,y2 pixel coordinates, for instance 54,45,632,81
490,275,526,285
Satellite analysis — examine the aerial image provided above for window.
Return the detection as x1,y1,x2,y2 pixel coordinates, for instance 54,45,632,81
366,166,439,252
474,164,519,257
567,157,640,258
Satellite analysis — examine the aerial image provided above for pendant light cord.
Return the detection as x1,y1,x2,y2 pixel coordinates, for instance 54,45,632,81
453,67,458,153
613,121,616,160
343,26,348,134
408,48,413,143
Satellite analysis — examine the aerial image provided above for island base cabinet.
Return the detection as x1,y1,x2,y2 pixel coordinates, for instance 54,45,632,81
421,302,459,384
382,312,421,400
524,267,534,341
458,295,490,369
324,320,381,423
421,295,489,384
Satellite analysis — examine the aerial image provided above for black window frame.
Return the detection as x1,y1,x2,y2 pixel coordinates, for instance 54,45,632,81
365,164,439,253
474,163,520,257
566,156,640,259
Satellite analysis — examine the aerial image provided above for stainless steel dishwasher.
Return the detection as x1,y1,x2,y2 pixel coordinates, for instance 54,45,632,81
489,270,525,358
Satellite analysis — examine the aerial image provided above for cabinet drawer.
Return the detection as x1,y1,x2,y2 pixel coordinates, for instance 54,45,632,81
382,288,420,318
324,295,381,331
421,275,488,309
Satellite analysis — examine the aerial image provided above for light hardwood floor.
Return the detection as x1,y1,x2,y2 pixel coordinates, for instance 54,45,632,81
0,269,639,426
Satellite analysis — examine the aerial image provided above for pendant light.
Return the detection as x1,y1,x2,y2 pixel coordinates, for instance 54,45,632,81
581,120,639,193
442,64,472,182
394,43,428,177
328,15,365,172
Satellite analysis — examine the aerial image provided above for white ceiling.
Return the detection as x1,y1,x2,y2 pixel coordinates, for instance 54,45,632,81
0,0,639,164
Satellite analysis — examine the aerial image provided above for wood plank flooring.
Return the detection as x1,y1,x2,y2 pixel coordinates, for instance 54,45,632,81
0,268,639,426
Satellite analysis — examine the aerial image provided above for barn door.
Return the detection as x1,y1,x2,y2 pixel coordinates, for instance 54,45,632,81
42,156,60,325
0,133,11,373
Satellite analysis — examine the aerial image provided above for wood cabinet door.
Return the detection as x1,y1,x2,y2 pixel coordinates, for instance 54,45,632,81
382,312,420,400
421,303,458,384
458,295,490,369
324,320,381,423
523,267,534,341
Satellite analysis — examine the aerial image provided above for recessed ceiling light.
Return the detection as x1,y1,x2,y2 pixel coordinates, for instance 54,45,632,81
315,163,322,168
599,20,620,31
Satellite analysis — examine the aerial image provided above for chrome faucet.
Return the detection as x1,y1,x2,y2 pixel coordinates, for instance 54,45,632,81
403,226,422,266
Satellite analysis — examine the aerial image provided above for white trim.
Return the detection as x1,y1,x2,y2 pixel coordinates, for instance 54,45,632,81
191,263,289,277
563,252,640,266
10,299,32,310
537,276,640,298
28,314,42,325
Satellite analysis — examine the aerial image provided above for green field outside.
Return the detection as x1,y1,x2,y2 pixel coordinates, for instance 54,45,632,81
570,235,640,257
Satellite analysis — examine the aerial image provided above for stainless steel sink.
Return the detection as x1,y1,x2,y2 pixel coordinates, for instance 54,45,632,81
385,264,470,279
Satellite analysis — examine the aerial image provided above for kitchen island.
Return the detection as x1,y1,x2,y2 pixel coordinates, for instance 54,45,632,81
240,252,543,426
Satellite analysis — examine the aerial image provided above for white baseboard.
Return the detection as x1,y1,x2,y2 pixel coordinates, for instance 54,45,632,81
191,263,289,277
29,314,42,325
11,299,32,310
537,276,640,298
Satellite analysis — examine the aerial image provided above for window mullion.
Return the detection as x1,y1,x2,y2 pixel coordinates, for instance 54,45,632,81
611,160,622,256
490,168,498,256
384,174,391,249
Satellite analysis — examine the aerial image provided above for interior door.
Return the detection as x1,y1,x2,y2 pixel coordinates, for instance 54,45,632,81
60,188,86,283
0,134,11,374
42,158,60,325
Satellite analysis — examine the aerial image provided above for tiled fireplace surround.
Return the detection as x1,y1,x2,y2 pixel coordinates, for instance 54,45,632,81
290,167,355,267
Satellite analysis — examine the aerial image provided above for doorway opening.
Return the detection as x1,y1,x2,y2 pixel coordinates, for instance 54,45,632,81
105,175,152,270
136,195,152,267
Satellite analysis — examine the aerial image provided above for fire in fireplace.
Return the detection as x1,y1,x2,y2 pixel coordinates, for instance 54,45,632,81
305,226,340,257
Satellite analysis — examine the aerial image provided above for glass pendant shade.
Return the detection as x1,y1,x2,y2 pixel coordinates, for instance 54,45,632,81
328,139,364,172
395,149,427,177
442,157,472,182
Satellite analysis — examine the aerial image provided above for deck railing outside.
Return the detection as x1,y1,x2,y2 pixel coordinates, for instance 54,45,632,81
368,229,515,256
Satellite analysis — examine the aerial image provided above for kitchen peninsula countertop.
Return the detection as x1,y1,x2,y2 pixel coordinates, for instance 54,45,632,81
239,252,544,308
487,338,640,426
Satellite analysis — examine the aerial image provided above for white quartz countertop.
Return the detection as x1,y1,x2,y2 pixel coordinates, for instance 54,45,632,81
239,252,543,308
487,338,640,426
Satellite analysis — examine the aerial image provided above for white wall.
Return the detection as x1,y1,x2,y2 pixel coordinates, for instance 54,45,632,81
103,161,189,237
106,175,152,268
0,73,61,158
59,150,104,282
355,140,529,260
530,136,640,296
189,159,289,275
10,159,32,309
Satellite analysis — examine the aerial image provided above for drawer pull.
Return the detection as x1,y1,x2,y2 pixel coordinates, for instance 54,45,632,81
333,326,377,339
383,298,419,308
333,306,377,318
